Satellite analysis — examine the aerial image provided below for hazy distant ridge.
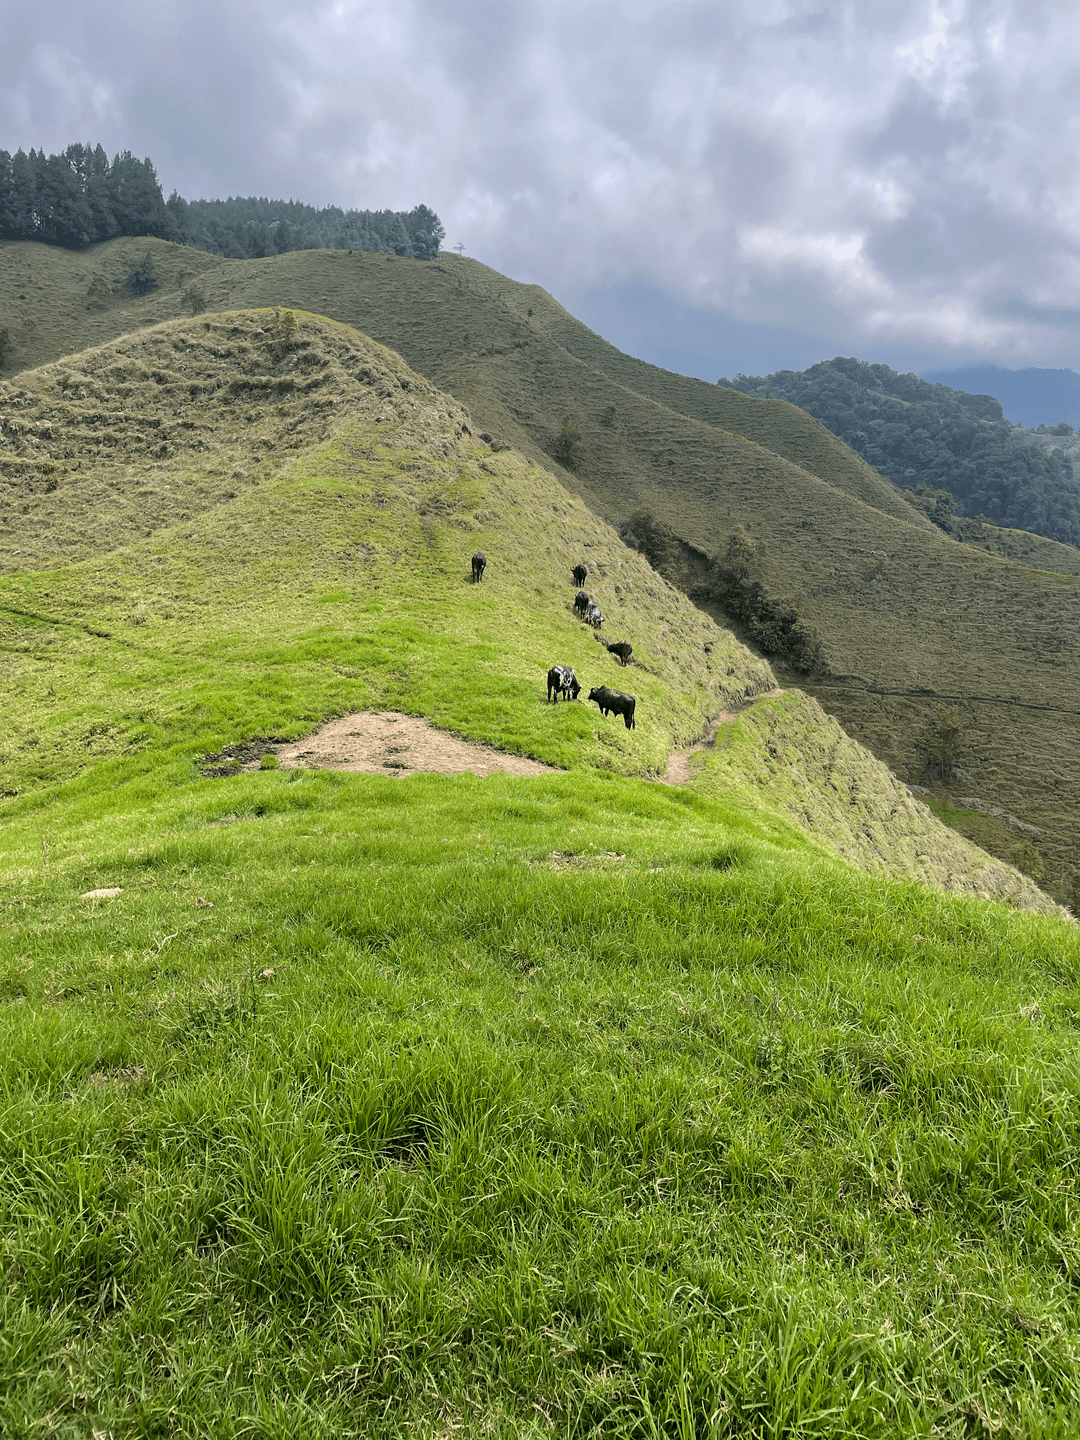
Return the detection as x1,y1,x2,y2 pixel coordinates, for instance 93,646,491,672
921,364,1080,431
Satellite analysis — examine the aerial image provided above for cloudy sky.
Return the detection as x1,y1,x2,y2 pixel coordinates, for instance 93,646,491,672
3,0,1080,383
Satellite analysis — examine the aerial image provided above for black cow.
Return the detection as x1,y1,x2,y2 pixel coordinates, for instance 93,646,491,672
606,640,633,666
586,601,603,630
572,563,587,587
588,684,636,729
547,665,581,702
471,551,487,583
573,589,590,618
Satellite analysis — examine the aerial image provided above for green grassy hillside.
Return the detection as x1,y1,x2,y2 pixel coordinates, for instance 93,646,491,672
3,238,1080,907
2,311,1080,1436
4,766,1080,1439
2,310,1040,910
0,238,923,528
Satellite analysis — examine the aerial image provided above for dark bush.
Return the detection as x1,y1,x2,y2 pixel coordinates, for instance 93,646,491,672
922,706,966,780
620,507,681,580
124,269,157,296
693,530,824,673
552,418,584,470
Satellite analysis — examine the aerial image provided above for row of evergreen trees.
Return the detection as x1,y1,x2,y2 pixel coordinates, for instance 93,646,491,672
0,144,445,260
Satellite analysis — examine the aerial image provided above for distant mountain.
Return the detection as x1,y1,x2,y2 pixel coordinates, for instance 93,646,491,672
720,357,1080,549
920,365,1080,430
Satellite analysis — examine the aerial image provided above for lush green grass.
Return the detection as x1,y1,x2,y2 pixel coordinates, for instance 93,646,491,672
3,767,1080,1438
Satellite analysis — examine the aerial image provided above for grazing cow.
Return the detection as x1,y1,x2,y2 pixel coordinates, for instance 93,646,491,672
588,684,636,730
586,601,603,630
572,563,588,587
606,640,633,667
573,589,590,618
547,665,581,702
471,551,487,583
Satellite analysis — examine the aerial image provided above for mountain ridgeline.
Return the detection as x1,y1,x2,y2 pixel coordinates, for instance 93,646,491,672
0,143,444,259
721,357,1080,549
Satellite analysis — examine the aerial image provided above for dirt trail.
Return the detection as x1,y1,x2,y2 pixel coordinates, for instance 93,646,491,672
276,711,555,778
661,689,785,785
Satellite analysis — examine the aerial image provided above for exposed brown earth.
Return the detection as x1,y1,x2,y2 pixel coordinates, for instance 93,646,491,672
274,711,555,778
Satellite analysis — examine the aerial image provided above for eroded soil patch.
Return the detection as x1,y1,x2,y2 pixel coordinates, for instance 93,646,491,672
273,711,555,778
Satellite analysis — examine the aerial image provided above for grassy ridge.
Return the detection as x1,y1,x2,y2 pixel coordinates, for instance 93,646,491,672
1,314,1050,912
3,770,1080,1437
4,238,1079,900
0,313,771,808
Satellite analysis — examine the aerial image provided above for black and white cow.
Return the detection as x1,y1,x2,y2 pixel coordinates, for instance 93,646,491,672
547,665,581,702
471,551,487,583
588,684,636,729
586,601,603,630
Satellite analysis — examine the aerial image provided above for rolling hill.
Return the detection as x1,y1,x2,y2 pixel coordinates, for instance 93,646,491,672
1,306,1043,908
3,237,1080,909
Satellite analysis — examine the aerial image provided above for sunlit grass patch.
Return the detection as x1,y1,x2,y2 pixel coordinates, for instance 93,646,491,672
2,768,1079,1436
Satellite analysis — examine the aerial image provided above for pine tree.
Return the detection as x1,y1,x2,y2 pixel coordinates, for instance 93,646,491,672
7,149,39,239
38,150,94,247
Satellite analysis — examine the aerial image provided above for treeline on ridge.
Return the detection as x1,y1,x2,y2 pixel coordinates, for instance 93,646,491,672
720,357,1080,549
0,143,444,260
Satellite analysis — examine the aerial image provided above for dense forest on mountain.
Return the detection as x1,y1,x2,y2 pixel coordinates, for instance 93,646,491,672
721,357,1080,548
0,143,443,260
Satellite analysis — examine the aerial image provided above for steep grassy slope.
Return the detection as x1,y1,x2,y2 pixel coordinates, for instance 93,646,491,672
3,311,1047,912
0,307,469,573
0,238,930,529
4,239,1080,905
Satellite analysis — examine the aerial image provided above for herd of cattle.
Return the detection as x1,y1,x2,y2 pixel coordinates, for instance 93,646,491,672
472,552,637,731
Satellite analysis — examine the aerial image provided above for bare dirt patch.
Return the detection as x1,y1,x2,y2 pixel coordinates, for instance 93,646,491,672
276,711,555,778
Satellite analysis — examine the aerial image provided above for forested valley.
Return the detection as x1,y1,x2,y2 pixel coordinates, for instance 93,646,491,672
721,357,1080,549
0,143,444,260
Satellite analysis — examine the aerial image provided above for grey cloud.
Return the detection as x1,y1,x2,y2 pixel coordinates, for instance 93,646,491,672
700,126,791,224
4,0,1080,370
